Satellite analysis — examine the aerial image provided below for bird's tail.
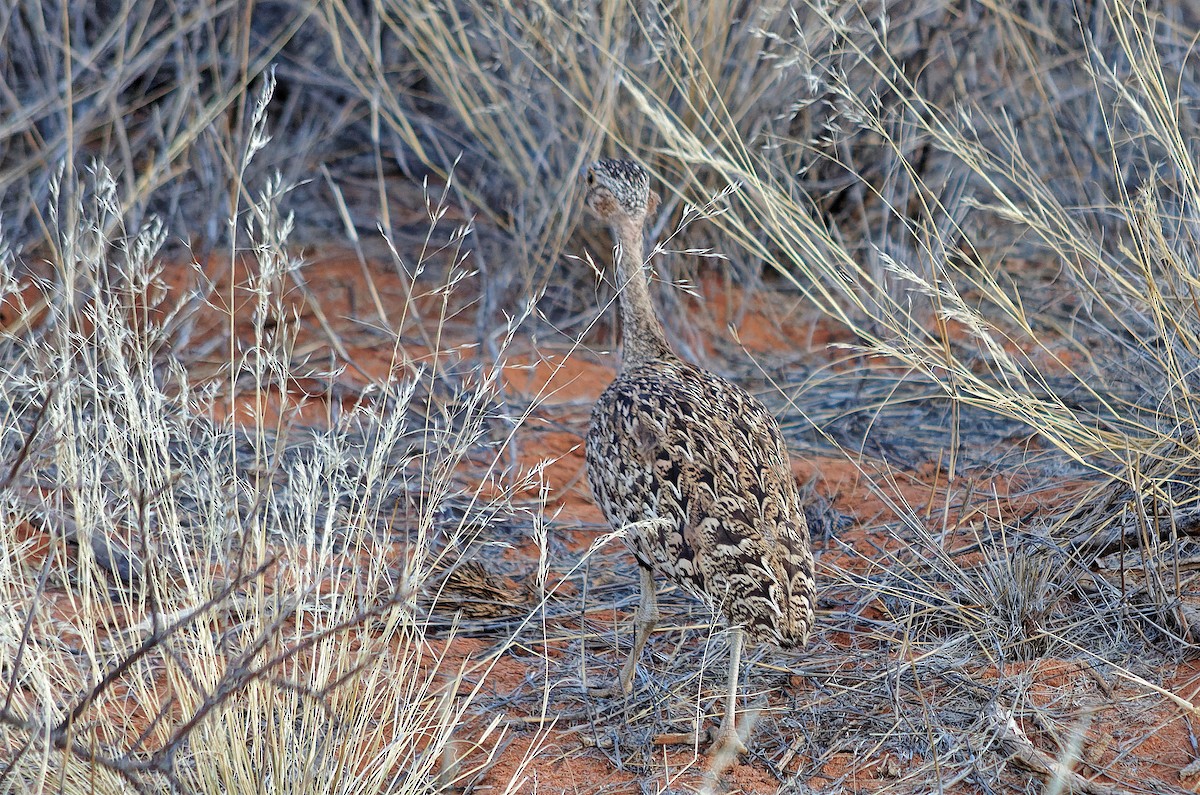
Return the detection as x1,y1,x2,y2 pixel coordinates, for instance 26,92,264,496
773,515,816,649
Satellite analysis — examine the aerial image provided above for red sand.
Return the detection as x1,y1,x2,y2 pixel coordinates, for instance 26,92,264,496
8,247,1198,794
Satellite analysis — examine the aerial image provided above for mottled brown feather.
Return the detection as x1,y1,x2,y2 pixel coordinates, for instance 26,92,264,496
586,356,814,647
582,158,816,650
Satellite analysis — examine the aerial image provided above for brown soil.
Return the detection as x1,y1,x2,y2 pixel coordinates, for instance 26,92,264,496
12,247,1200,794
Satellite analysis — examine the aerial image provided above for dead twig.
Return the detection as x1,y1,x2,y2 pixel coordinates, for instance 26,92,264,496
989,704,1143,795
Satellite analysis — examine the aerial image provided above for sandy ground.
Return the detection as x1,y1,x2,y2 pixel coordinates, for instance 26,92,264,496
11,245,1200,795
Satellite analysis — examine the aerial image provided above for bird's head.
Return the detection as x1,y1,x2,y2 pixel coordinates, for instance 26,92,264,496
582,158,660,228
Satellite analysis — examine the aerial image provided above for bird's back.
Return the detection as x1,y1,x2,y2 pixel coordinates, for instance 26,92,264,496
585,355,815,648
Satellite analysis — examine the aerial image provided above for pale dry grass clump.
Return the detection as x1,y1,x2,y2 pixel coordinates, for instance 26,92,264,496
0,77,550,794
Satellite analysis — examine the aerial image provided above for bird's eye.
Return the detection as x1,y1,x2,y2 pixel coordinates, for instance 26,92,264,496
586,171,594,185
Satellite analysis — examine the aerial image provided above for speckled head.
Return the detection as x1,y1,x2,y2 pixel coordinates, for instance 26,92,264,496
583,158,660,224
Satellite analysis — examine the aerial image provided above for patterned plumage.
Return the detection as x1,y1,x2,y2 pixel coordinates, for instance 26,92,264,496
581,158,816,767
586,358,815,646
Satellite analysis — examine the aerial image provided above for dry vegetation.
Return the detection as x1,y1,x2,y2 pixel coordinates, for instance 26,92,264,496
3,1,1200,793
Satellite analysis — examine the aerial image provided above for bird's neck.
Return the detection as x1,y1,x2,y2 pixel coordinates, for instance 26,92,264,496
612,222,672,368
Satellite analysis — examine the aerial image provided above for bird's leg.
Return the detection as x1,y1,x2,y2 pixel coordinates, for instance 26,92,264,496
589,564,658,697
617,564,659,694
707,626,749,771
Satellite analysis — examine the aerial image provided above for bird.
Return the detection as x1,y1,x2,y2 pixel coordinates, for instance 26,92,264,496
581,158,816,768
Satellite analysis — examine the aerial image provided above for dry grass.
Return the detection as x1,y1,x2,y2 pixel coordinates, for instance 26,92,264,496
0,67,549,794
4,1,1200,793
